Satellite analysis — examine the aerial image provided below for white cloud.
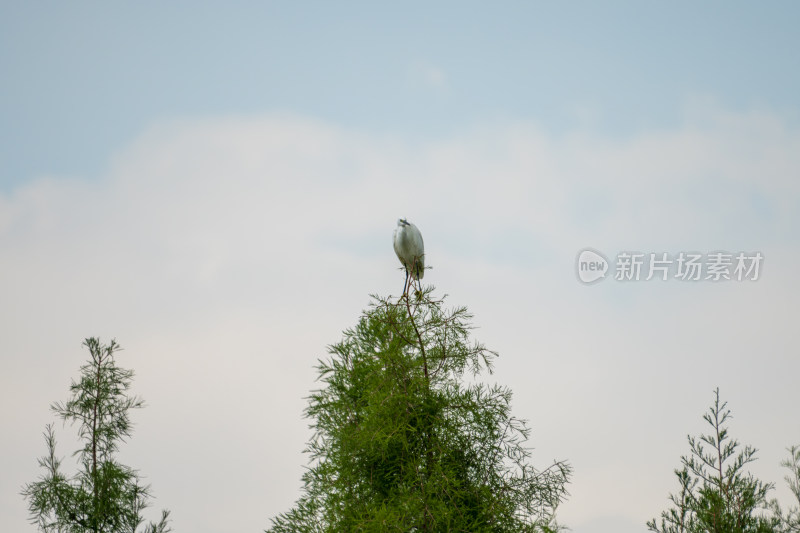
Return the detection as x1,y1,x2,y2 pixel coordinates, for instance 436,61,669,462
2,110,799,533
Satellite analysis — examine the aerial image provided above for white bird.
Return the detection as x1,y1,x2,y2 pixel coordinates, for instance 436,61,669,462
393,218,425,295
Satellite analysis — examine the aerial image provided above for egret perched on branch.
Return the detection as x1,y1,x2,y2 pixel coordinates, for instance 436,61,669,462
393,218,425,296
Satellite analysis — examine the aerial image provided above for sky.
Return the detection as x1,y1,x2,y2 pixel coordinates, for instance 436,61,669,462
1,2,799,532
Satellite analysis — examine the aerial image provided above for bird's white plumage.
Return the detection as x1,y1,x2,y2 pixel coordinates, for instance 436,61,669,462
393,218,425,281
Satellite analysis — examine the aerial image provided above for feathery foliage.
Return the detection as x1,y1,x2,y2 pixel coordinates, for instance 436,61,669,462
267,287,570,532
770,446,800,532
22,338,170,533
648,388,791,533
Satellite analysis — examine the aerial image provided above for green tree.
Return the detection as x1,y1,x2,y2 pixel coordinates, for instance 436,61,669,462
648,388,778,533
770,445,800,532
22,338,170,533
267,288,571,532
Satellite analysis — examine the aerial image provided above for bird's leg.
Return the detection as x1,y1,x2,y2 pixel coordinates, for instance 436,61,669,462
412,257,421,295
402,269,409,297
